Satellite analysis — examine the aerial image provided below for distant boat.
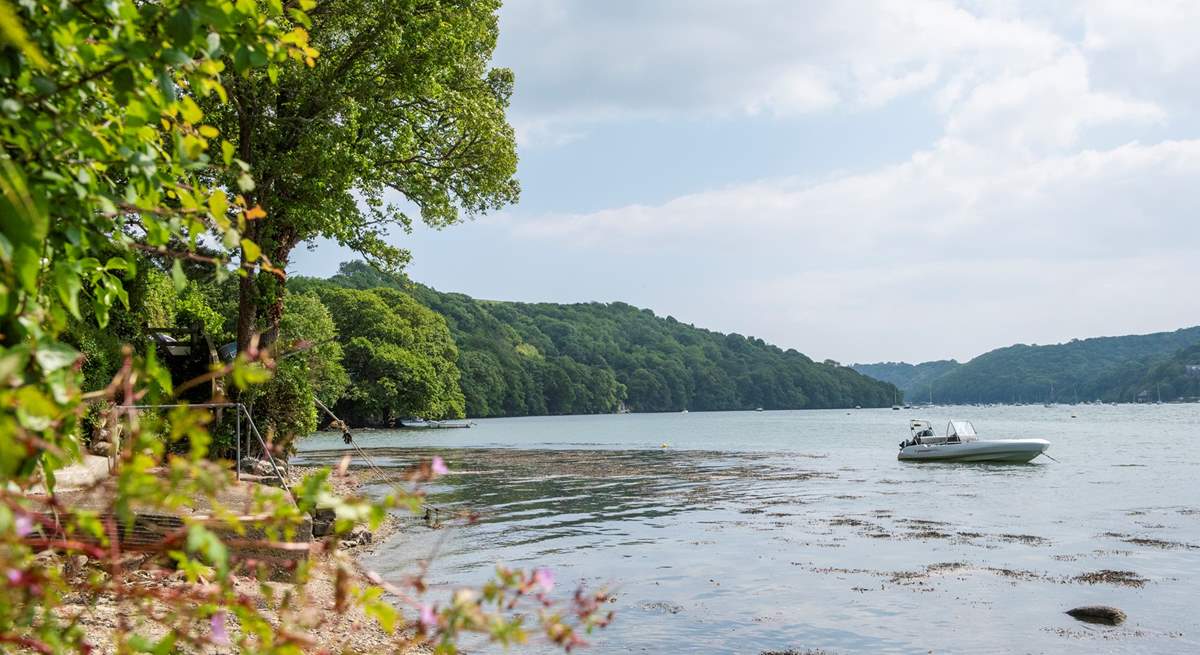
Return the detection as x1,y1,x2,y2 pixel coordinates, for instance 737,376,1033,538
399,417,471,429
680,409,689,414
755,407,764,412
898,420,1050,463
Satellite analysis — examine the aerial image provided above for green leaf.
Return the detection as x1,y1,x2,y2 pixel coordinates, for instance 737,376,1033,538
207,188,227,219
205,32,221,57
221,140,235,166
0,344,30,383
171,259,187,291
13,244,39,293
0,160,49,292
158,69,176,101
92,296,110,328
236,172,254,191
180,95,203,124
186,524,229,574
240,238,260,262
113,66,135,94
165,8,195,46
33,342,78,373
53,262,82,319
0,1,49,69
15,386,56,430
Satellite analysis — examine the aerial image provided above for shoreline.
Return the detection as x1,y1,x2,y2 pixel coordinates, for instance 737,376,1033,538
55,464,420,653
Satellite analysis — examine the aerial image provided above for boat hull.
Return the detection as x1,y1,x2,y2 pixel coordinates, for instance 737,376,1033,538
898,439,1050,463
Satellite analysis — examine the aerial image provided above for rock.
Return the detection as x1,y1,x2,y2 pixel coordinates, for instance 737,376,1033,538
240,457,275,477
34,550,62,566
89,440,112,456
312,508,335,522
311,507,336,538
349,526,372,545
1066,605,1126,625
338,526,373,549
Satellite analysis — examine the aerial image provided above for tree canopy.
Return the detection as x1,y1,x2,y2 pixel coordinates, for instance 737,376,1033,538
307,285,464,424
301,262,899,416
208,0,520,352
0,2,603,651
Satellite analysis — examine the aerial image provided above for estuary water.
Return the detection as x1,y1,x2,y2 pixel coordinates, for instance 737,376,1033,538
297,405,1200,654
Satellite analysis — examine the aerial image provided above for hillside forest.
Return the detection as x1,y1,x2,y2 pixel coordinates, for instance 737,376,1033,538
65,259,899,452
855,327,1200,404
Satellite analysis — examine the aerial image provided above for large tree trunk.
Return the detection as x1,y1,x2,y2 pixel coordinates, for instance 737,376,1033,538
259,237,294,350
236,272,259,353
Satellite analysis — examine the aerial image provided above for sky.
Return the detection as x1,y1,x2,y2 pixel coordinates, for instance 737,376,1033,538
292,0,1200,364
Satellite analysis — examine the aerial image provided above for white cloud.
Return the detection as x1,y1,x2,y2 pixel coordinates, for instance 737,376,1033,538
497,0,1078,143
944,53,1165,153
302,1,1200,363
504,136,1200,360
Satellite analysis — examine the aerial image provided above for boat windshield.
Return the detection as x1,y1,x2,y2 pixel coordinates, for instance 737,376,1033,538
947,420,978,441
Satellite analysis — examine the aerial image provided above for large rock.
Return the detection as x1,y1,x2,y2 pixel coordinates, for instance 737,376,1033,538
311,508,336,537
1066,605,1127,625
240,457,275,477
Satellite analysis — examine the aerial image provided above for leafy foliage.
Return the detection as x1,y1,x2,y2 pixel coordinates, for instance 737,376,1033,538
205,0,519,353
0,2,608,652
308,262,899,416
240,292,349,454
295,283,466,424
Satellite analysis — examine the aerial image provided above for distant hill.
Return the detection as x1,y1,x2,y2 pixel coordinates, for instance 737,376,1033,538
299,262,900,416
854,327,1200,404
851,360,961,401
1090,341,1200,402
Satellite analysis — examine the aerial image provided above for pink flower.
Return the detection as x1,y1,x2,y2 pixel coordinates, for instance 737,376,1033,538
6,569,21,585
430,456,449,476
14,515,33,537
418,604,438,632
210,611,229,645
532,567,555,594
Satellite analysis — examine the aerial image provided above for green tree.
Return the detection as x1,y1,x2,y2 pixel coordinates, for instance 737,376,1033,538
314,286,464,424
244,292,348,454
207,0,520,353
307,261,897,416
0,3,607,652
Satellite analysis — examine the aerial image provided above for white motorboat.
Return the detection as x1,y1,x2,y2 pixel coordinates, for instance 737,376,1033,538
898,420,1050,463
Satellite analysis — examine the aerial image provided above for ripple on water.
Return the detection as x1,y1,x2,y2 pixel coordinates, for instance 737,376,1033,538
297,407,1200,654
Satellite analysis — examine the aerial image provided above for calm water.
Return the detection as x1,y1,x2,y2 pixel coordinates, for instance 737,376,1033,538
298,405,1200,654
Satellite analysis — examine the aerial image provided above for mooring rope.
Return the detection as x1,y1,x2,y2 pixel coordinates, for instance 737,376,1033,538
312,396,446,526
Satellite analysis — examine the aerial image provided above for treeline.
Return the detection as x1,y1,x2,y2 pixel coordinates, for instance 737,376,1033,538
65,260,465,452
298,262,899,416
854,327,1200,403
70,258,896,444
851,360,959,402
